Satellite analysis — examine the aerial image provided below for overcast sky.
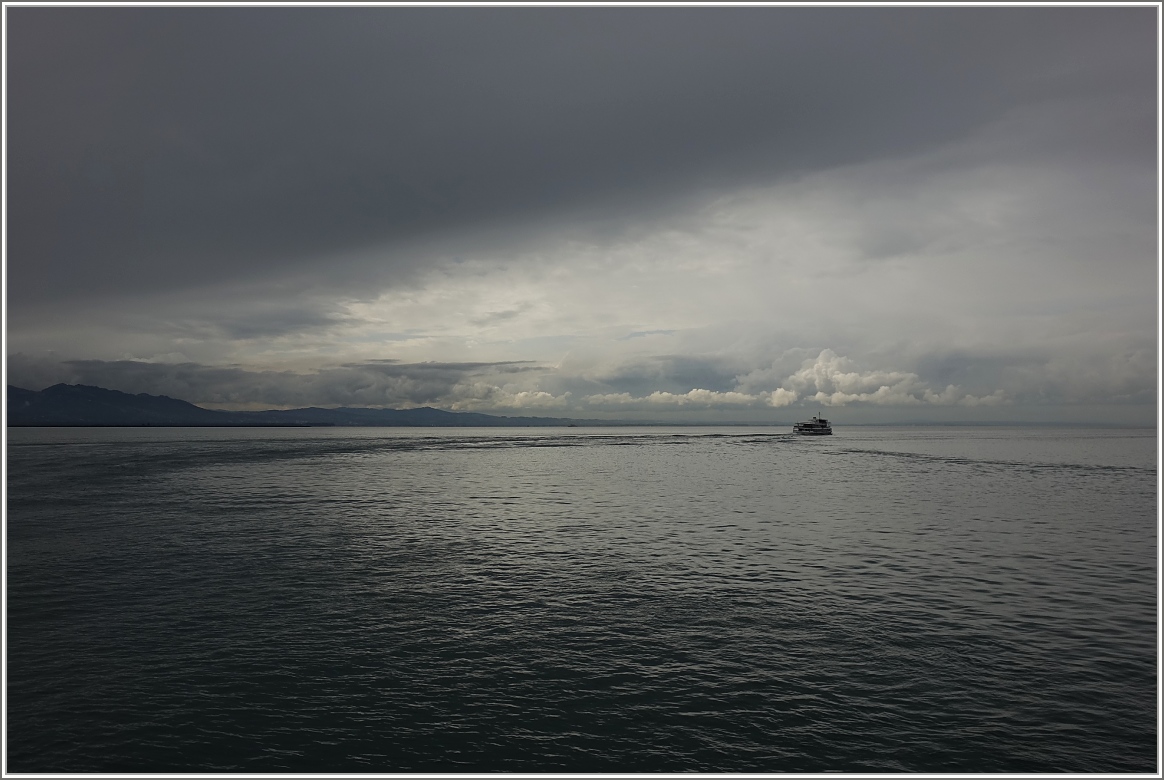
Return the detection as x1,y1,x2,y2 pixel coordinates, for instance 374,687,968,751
5,6,1158,422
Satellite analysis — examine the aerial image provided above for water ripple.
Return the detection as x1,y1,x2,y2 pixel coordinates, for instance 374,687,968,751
7,426,1156,772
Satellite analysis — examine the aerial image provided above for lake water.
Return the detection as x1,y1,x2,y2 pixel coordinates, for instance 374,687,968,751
5,425,1158,772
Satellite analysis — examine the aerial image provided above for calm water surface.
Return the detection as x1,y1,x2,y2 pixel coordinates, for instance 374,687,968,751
6,425,1158,772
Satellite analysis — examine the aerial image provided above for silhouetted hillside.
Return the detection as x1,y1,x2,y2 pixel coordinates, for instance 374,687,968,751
5,384,582,427
7,384,243,426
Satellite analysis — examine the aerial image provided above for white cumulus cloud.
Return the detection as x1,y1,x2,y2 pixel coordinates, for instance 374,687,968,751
772,350,1008,407
767,388,798,407
586,389,765,408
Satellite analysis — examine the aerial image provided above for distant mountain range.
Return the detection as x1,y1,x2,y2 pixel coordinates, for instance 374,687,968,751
6,384,586,427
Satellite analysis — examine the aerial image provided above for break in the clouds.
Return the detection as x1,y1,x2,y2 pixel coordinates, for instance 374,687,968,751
5,7,1158,423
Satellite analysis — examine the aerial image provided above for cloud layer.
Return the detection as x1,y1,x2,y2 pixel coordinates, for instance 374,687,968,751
8,341,1153,425
5,8,1157,424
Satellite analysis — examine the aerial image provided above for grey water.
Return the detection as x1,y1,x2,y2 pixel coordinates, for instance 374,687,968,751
5,425,1157,772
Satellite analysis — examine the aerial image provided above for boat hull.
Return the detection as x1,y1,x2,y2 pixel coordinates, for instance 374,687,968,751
793,415,833,435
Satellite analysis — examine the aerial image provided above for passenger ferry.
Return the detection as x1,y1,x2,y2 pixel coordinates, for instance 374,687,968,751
793,415,833,435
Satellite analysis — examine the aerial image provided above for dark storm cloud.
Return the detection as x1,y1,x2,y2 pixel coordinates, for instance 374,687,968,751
211,306,345,340
8,6,1154,311
593,354,745,397
342,359,539,375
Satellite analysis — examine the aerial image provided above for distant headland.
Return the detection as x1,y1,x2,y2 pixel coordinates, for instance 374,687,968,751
5,384,594,428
